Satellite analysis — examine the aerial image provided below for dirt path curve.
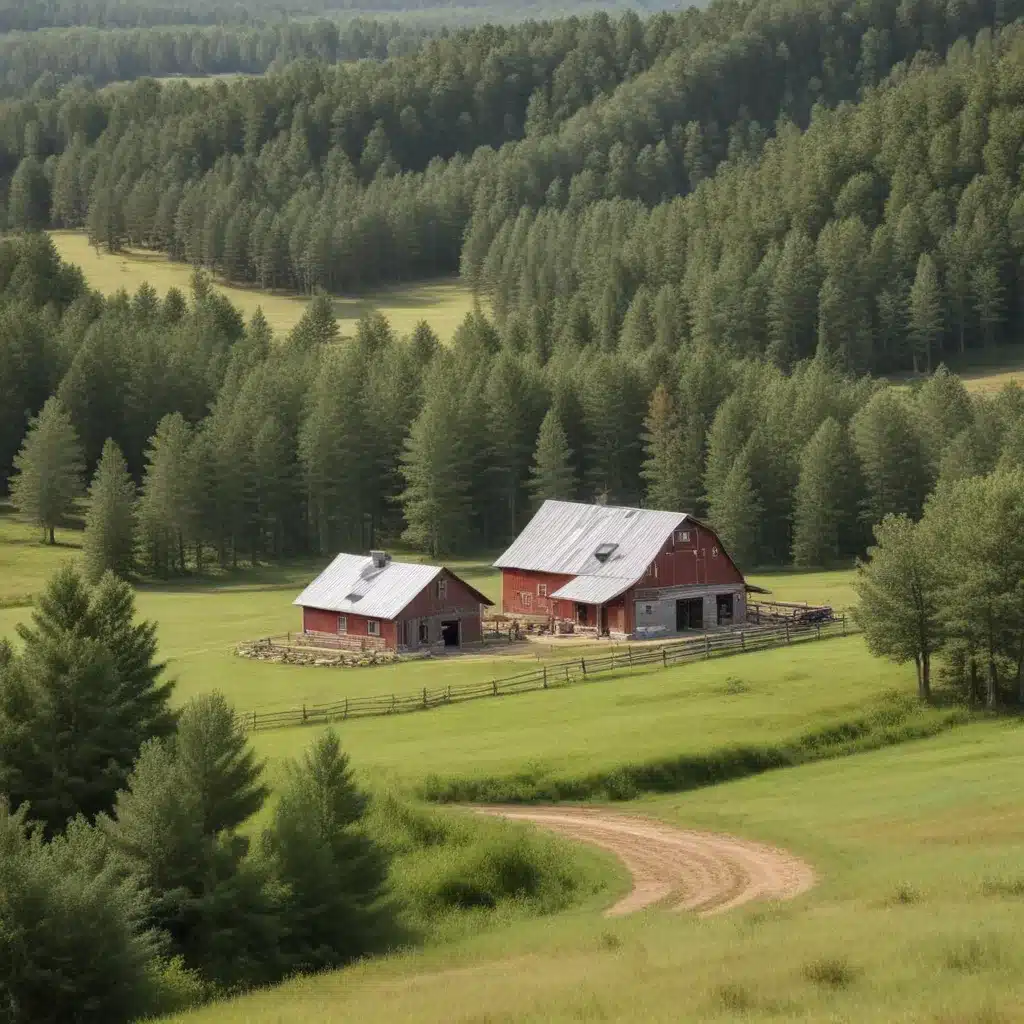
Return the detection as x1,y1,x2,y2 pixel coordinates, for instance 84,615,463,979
473,806,815,918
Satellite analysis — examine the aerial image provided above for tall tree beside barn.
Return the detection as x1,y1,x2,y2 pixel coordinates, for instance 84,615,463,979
642,384,693,512
10,397,84,545
707,443,761,568
529,409,577,507
83,439,137,582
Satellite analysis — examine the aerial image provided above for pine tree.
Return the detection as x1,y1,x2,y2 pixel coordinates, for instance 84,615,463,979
400,358,472,556
7,156,50,232
707,443,762,568
261,730,390,974
137,414,197,577
0,803,158,1024
907,253,944,374
172,693,268,837
83,439,137,582
104,711,282,990
528,409,577,507
852,389,932,526
0,565,174,835
791,418,859,566
641,384,694,512
10,396,84,545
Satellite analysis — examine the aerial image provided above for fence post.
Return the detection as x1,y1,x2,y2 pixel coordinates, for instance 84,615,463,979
492,679,498,696
391,694,396,713
662,647,667,668
581,657,587,678
565,665,570,684
302,704,307,722
628,647,633,668
816,622,821,640
704,634,710,659
741,631,746,650
423,687,427,708
252,710,256,730
447,685,452,702
842,615,847,636
543,666,548,689
344,698,348,720
785,620,790,644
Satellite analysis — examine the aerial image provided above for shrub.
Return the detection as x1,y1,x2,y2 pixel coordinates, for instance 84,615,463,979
803,956,859,988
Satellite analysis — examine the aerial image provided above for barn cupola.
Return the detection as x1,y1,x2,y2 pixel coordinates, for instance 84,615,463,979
594,542,618,563
370,550,391,569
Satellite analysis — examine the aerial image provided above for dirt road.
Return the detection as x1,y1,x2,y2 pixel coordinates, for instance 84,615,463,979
473,806,815,917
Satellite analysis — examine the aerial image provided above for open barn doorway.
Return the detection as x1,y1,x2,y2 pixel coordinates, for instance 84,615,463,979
676,597,703,631
441,620,460,648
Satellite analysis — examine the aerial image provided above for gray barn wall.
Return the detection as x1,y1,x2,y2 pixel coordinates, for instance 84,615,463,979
634,584,746,636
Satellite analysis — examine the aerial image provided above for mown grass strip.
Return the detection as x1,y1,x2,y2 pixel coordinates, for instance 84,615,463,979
420,696,970,804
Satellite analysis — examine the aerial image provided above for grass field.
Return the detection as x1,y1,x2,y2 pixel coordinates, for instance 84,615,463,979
49,231,477,340
167,718,1024,1023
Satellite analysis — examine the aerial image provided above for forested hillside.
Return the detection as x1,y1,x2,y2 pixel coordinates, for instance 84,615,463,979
3,0,1022,372
0,19,431,96
0,0,670,33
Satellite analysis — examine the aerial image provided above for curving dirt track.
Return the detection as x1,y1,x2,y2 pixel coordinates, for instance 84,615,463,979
473,806,815,918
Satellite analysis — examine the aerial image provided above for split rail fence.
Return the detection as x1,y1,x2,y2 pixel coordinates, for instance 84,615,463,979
239,616,855,733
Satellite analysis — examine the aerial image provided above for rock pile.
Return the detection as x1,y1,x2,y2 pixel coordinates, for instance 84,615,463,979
235,642,403,668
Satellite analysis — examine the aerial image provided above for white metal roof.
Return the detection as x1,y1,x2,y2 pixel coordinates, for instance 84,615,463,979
293,554,442,620
549,575,636,604
494,500,689,582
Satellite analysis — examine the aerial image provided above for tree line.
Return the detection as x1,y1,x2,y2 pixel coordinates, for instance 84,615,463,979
0,18,431,97
3,232,1021,573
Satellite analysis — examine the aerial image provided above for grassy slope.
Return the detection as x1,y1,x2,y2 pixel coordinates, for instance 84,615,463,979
49,231,477,340
249,636,920,793
167,719,1024,1023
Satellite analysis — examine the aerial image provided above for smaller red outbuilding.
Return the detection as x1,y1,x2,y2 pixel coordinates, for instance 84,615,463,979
294,551,492,652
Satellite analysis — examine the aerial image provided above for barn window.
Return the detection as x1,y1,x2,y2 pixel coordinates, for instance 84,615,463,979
537,583,548,597
674,529,691,544
436,577,447,600
644,604,653,615
367,620,380,636
521,592,533,608
338,615,347,634
712,547,719,557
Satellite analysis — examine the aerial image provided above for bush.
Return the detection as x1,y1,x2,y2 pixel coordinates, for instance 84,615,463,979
803,956,859,988
367,795,589,937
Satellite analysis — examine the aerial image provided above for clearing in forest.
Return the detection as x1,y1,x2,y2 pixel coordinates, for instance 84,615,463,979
48,231,477,340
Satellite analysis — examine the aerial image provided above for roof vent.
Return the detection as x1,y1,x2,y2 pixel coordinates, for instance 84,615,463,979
594,542,618,563
370,550,389,569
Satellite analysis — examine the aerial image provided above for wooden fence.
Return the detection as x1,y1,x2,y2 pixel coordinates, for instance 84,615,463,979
238,616,855,733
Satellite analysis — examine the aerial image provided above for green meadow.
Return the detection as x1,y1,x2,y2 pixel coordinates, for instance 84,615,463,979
168,719,1024,1023
48,231,478,340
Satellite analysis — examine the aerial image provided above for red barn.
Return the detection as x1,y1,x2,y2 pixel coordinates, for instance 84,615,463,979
494,500,746,640
294,551,492,652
